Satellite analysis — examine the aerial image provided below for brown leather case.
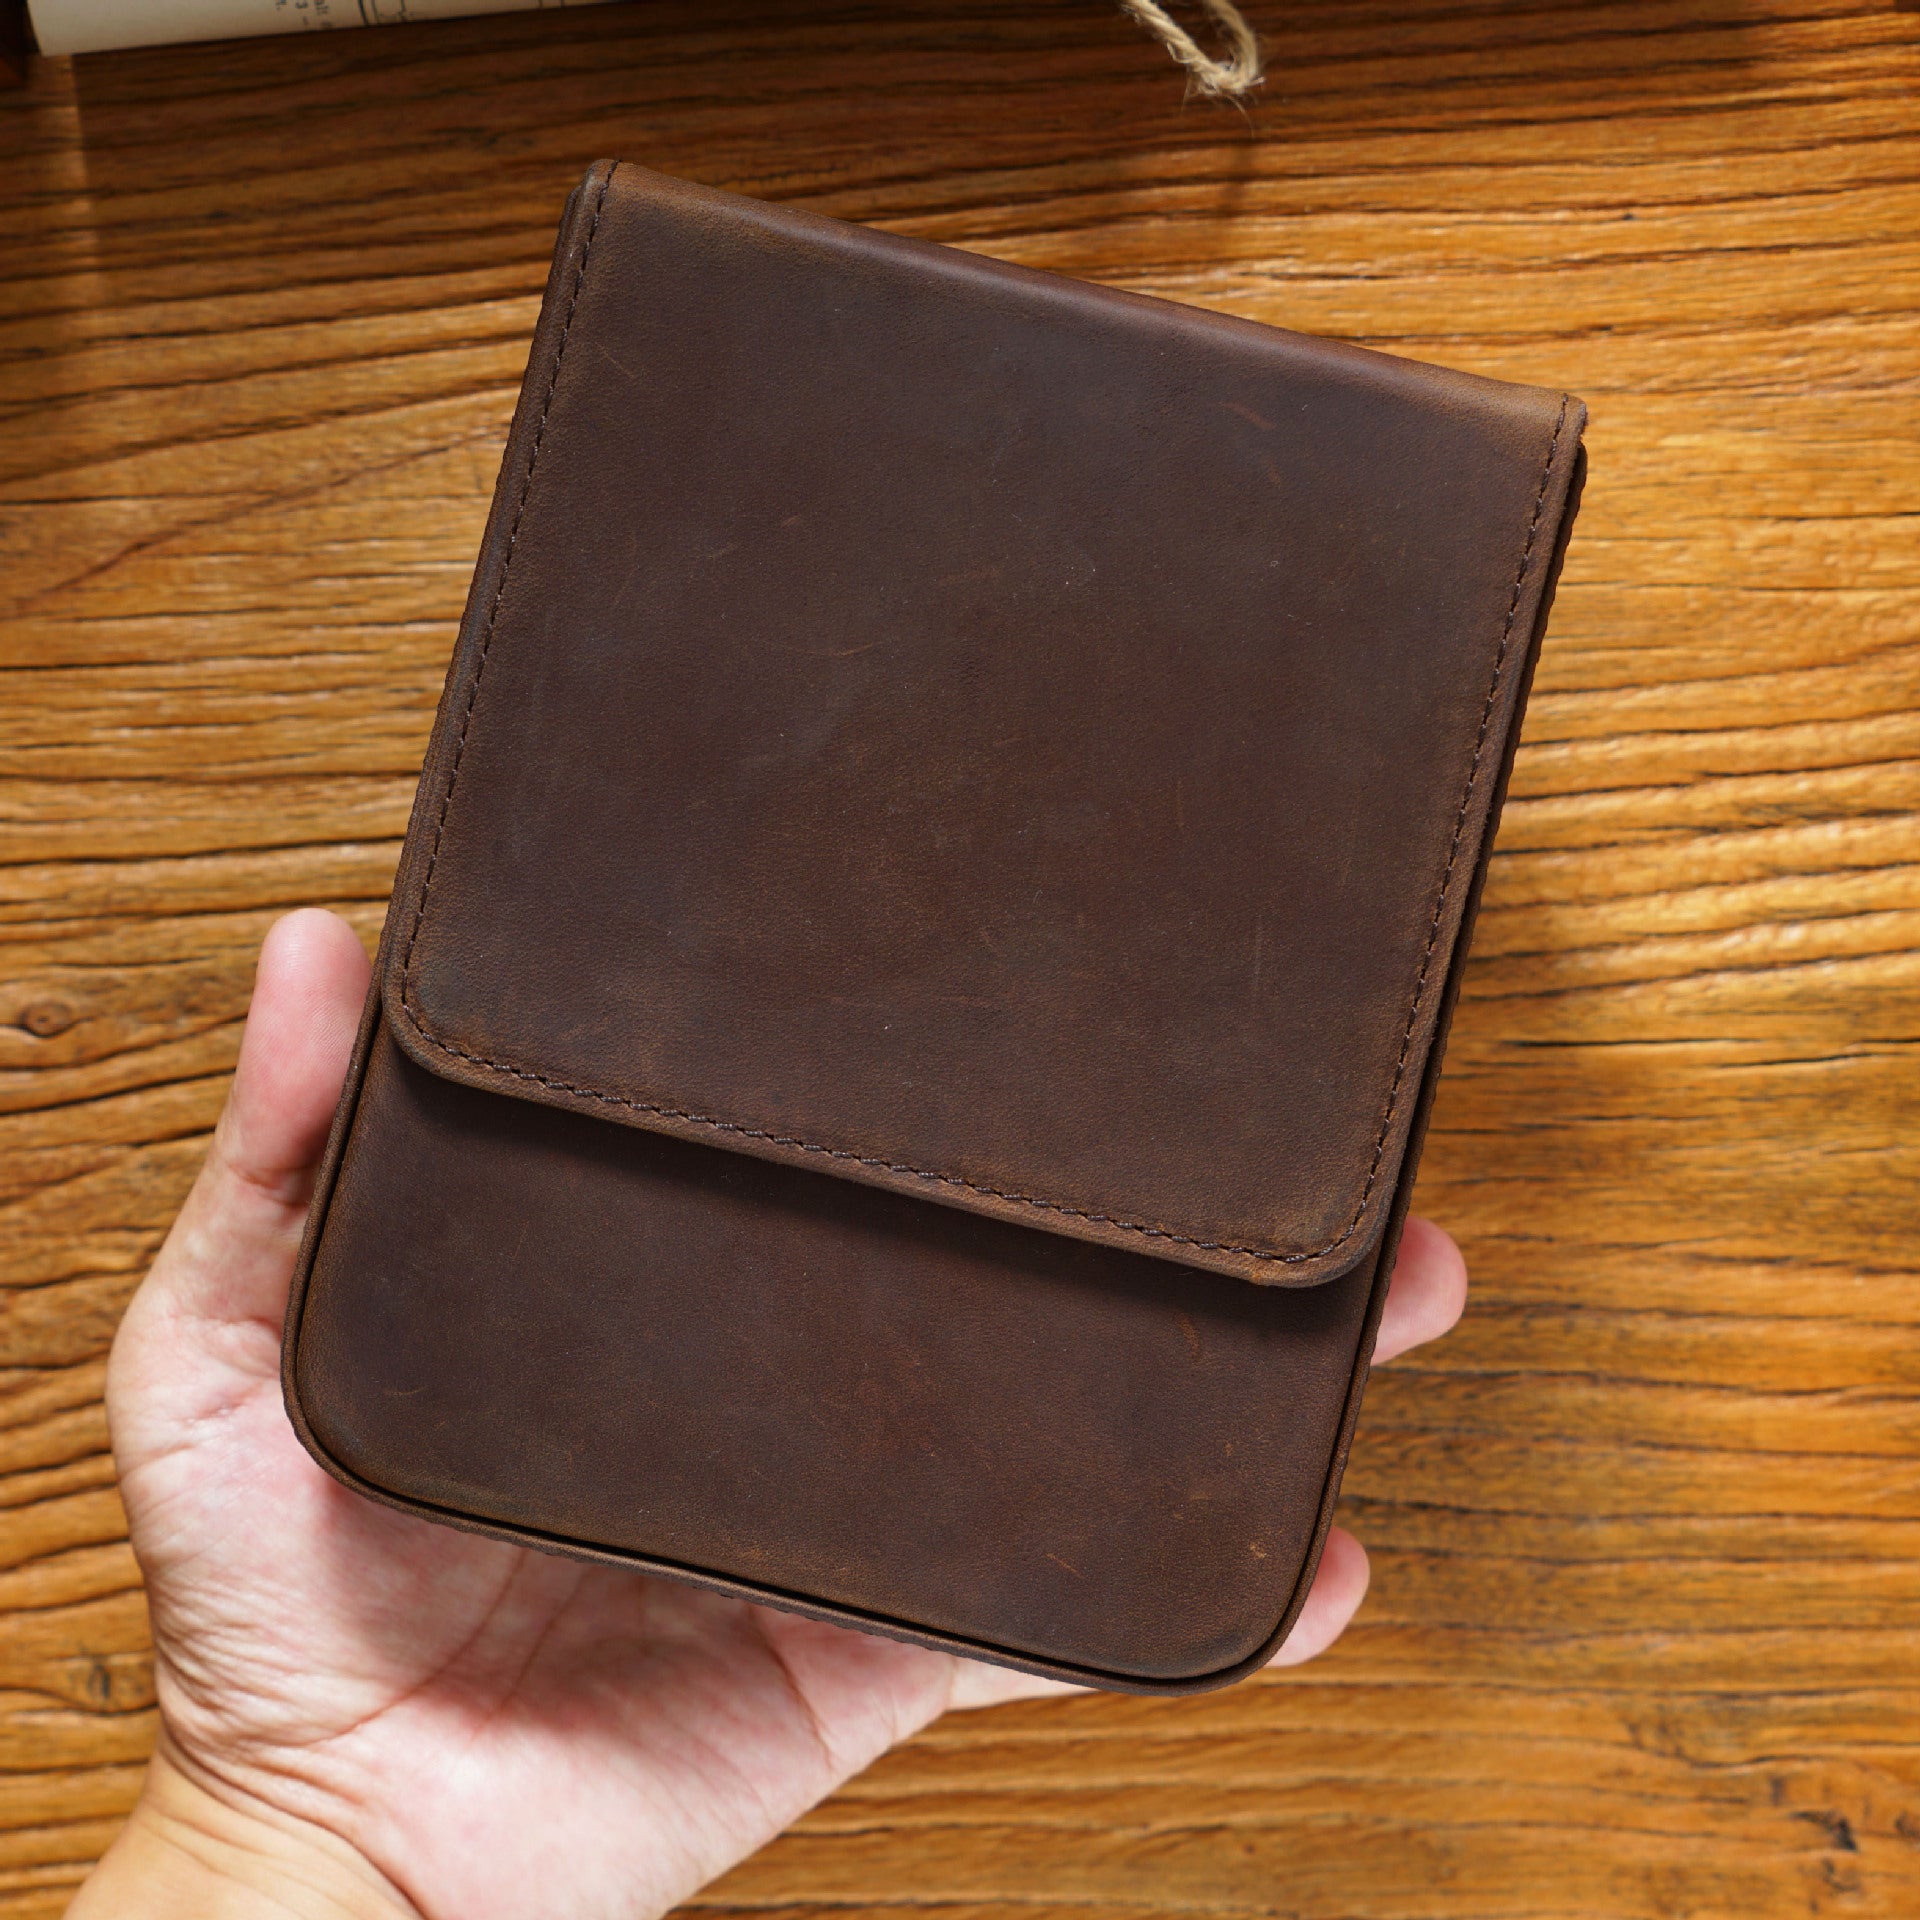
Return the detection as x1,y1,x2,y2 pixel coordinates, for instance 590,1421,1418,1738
283,161,1586,1695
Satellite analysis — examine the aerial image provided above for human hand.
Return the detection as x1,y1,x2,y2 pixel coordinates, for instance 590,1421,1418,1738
71,908,1469,1920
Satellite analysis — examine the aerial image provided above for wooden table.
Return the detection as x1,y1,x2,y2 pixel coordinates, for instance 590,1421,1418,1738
5,2,1919,1913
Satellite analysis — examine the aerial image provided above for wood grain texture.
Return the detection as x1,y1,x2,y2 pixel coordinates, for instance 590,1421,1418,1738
3,1,1919,1913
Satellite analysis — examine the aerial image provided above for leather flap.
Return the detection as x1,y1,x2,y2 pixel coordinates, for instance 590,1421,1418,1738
380,163,1584,1286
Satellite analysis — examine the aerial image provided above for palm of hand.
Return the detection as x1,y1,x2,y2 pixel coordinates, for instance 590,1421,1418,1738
118,1352,969,1918
103,913,1460,1920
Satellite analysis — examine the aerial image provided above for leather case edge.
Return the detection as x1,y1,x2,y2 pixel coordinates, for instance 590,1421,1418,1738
278,166,1588,1694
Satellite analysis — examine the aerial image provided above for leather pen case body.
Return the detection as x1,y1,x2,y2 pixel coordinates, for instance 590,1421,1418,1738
284,161,1586,1695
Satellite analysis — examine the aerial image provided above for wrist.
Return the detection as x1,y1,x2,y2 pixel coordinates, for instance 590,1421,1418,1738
68,1739,416,1920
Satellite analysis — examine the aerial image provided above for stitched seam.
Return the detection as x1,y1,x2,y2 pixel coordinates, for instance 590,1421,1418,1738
1310,389,1573,1258
397,163,616,1046
398,223,1568,1265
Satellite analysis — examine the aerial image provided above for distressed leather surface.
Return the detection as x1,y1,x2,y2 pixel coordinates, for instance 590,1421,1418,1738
284,162,1585,1690
381,163,1586,1285
299,1026,1382,1684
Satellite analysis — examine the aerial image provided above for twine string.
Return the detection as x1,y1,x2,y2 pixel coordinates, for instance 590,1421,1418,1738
1117,0,1263,99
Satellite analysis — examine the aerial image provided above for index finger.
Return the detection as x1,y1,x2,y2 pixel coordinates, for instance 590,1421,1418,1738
1372,1215,1468,1365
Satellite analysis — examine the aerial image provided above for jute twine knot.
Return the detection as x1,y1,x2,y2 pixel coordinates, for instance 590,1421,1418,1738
1118,0,1263,99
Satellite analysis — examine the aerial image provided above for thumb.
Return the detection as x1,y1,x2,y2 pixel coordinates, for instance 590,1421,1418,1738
113,911,371,1419
207,907,373,1234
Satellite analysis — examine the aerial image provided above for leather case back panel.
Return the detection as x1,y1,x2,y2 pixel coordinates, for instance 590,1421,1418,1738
284,162,1586,1693
299,1026,1382,1685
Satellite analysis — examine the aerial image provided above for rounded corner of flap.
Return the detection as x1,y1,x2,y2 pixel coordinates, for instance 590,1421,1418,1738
1235,1177,1397,1290
375,957,466,1090
1262,1240,1389,1293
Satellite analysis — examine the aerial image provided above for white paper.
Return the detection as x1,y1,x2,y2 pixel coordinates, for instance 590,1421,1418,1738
30,0,611,59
